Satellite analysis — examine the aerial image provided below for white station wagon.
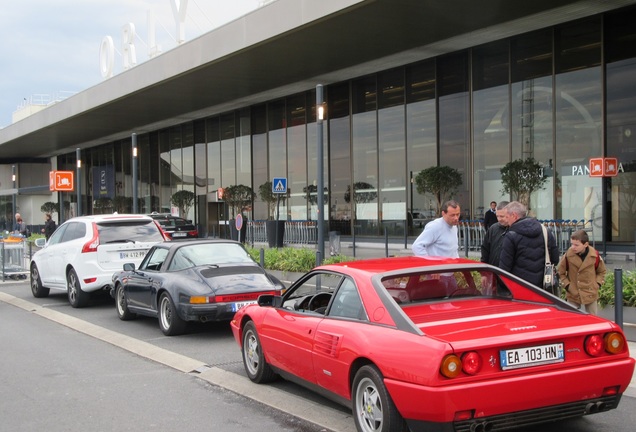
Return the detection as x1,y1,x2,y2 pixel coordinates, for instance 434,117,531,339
30,214,167,307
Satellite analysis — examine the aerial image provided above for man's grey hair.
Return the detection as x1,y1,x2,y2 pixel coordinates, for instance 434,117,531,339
504,201,527,217
496,201,509,211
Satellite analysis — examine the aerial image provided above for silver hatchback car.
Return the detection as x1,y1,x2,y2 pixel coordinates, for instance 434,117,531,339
30,214,167,307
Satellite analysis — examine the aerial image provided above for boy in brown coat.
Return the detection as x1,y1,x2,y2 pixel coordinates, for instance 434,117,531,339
557,230,606,315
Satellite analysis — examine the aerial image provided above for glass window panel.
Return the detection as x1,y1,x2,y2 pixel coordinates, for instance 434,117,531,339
607,57,636,242
236,109,252,189
268,100,287,220
328,82,352,234
473,40,509,91
287,93,307,220
406,60,437,227
252,105,268,220
438,52,470,218
556,67,602,235
220,113,236,188
473,85,510,219
555,17,601,73
352,76,378,234
206,117,220,192
378,69,406,236
194,120,207,197
605,6,636,63
511,29,552,82
510,76,553,217
159,130,171,212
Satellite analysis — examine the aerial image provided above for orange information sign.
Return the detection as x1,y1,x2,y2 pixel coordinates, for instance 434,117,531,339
589,158,604,177
604,157,618,177
49,171,74,191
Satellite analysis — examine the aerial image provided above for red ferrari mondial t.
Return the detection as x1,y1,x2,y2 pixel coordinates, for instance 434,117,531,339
231,256,635,432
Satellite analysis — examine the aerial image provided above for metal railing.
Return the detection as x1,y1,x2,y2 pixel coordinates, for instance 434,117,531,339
246,220,318,245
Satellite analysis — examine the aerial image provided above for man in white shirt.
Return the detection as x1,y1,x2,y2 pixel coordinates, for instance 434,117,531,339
412,200,461,257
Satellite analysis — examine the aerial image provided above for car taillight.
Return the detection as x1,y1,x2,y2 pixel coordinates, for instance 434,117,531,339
585,334,605,356
604,332,626,354
81,222,99,253
461,351,482,375
188,230,198,237
153,220,171,241
440,354,462,378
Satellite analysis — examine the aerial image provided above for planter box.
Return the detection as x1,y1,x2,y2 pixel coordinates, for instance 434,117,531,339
598,305,636,324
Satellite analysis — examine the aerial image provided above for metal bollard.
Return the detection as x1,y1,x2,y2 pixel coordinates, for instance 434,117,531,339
464,225,469,258
259,248,265,268
614,268,623,329
385,227,389,257
315,250,322,267
352,226,356,258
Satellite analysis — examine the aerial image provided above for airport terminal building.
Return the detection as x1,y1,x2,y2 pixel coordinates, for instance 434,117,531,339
1,0,636,248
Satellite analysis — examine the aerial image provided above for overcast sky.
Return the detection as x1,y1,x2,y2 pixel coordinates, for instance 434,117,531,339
0,0,263,128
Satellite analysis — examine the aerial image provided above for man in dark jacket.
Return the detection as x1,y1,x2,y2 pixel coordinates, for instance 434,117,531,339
483,201,498,230
480,201,509,266
499,201,559,288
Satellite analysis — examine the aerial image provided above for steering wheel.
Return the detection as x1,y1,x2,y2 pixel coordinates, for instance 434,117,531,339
307,292,332,312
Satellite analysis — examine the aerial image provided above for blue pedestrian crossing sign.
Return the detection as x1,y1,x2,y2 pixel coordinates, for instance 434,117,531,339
272,177,287,194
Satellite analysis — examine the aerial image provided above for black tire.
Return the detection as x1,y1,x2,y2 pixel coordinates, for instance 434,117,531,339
158,292,187,336
67,268,89,308
242,321,277,383
115,284,136,321
352,365,408,432
30,264,50,298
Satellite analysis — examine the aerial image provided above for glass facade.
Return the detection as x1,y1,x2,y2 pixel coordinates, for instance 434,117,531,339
51,6,636,244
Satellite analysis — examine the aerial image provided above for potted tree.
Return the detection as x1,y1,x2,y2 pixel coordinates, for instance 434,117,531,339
500,158,547,212
414,166,462,217
259,181,286,247
223,185,255,242
170,190,195,218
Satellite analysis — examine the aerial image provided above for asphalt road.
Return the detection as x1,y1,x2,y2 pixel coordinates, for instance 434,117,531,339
0,291,335,432
2,279,636,432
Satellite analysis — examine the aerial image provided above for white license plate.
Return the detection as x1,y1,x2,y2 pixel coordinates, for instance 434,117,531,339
500,343,564,370
231,300,257,312
172,232,187,237
119,251,146,259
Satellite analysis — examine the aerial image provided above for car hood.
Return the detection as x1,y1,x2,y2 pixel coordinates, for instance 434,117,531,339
411,299,617,348
194,264,276,294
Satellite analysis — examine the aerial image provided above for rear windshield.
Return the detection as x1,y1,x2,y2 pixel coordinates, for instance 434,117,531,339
381,269,511,304
97,221,164,243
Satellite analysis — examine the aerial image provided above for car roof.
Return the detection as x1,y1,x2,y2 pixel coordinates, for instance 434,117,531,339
63,214,154,223
317,256,480,276
153,239,243,250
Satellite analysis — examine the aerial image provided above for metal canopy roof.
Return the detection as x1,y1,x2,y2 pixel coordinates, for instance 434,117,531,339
1,0,634,161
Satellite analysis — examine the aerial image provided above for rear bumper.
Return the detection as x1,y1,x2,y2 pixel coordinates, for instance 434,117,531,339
180,303,237,322
385,357,635,431
404,394,622,432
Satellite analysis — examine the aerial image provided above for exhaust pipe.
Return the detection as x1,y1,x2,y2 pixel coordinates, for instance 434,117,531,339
585,402,599,414
469,421,492,432
595,401,606,412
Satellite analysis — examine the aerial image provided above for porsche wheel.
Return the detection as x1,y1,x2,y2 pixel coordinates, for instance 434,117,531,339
115,284,136,320
242,321,277,383
352,365,407,432
67,268,89,308
30,263,50,298
158,292,187,336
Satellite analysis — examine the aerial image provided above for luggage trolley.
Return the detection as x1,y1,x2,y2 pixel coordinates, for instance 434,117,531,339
1,236,30,280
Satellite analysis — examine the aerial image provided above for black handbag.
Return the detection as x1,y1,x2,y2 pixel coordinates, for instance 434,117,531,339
541,225,559,296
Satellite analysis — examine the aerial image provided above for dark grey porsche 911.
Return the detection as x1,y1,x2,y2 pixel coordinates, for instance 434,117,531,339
111,239,284,335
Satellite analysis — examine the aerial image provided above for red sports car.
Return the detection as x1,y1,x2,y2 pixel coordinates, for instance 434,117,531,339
231,256,635,432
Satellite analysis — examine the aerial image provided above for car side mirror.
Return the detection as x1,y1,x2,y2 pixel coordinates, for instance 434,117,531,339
34,238,47,248
123,263,136,272
257,294,282,308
